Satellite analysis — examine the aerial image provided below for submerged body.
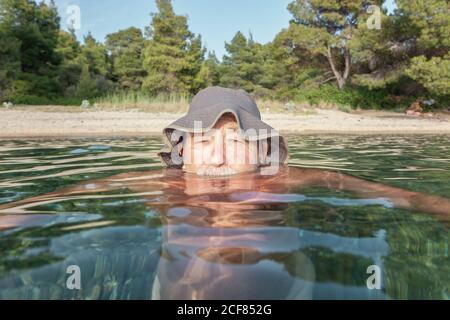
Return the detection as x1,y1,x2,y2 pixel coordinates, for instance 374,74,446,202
1,166,449,299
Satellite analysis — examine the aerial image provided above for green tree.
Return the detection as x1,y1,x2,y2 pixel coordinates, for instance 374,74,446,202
405,54,450,96
0,1,20,101
142,0,204,95
193,51,220,90
286,0,385,90
106,27,146,91
270,28,327,99
56,28,82,96
75,64,99,99
182,34,206,92
0,0,63,99
350,0,449,99
219,31,264,93
76,32,113,98
80,32,109,78
399,0,450,97
347,9,400,90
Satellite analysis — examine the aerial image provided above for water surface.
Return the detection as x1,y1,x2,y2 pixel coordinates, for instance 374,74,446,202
0,135,449,299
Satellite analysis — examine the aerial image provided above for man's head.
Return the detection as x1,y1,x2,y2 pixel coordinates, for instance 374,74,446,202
159,86,288,176
179,113,268,176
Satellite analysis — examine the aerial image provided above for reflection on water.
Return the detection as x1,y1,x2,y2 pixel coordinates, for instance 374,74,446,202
0,136,449,300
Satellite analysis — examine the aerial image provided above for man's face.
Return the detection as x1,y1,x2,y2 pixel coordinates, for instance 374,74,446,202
181,114,267,176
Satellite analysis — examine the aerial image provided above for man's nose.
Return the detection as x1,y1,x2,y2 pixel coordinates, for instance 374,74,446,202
210,146,225,166
209,137,225,166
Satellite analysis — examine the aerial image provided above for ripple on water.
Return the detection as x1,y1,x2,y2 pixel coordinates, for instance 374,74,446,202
0,135,448,300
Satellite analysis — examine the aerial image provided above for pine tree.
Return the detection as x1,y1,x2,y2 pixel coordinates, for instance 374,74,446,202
142,0,204,95
0,0,63,99
0,0,21,101
75,64,99,99
350,0,449,98
400,0,450,97
81,32,109,78
286,0,384,90
106,27,146,91
76,32,113,98
56,29,82,96
220,31,263,93
182,34,206,92
254,42,288,97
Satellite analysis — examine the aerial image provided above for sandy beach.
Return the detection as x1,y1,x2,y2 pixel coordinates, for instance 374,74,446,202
0,107,449,138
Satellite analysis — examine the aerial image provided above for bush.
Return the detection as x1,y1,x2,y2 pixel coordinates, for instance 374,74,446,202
11,95,82,106
338,104,353,113
292,84,402,110
94,90,190,112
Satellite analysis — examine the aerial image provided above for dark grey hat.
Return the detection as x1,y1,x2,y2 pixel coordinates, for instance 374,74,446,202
159,86,288,168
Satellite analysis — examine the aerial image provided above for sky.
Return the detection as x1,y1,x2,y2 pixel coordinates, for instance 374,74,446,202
46,0,396,60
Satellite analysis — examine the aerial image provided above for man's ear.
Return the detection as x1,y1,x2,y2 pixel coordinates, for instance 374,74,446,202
259,139,269,165
176,142,184,157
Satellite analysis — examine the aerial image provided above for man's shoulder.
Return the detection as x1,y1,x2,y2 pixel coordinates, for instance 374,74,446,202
259,166,324,186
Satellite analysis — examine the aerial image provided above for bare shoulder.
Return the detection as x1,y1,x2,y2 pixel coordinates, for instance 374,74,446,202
282,166,326,178
264,166,324,186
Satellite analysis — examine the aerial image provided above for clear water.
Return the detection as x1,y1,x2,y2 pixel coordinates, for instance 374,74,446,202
0,135,449,300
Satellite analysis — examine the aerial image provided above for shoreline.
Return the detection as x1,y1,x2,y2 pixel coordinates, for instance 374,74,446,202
1,107,449,139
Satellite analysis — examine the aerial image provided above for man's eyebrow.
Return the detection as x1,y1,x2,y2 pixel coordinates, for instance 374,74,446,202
226,129,239,136
193,131,215,140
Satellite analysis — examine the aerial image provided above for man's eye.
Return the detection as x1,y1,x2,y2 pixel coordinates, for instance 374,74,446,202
228,137,244,143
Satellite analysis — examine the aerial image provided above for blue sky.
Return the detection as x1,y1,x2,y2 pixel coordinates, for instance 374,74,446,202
48,0,396,60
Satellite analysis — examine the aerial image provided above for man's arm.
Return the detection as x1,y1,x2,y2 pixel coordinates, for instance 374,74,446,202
284,167,450,220
0,170,166,213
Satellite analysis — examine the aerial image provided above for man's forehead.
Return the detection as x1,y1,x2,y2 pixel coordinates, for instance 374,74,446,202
182,116,240,138
214,115,239,130
185,127,241,141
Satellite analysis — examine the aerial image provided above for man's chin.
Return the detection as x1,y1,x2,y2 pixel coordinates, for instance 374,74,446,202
196,166,239,177
183,165,258,177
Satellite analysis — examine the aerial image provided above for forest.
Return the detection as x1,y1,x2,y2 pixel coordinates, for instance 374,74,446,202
0,0,449,110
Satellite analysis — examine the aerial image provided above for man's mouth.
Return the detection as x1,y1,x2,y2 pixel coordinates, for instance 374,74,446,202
196,166,238,177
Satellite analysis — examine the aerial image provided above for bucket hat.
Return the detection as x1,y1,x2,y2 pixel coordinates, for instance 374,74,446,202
159,86,288,168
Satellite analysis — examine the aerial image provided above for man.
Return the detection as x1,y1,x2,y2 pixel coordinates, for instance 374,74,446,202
155,86,450,219
158,86,288,176
0,86,449,300
150,86,450,298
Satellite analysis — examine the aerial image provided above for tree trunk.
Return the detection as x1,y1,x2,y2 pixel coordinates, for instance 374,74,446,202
326,46,351,90
343,47,351,86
